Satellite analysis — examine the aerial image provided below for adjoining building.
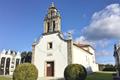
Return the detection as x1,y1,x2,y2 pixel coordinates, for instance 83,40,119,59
0,49,21,75
32,3,98,79
114,43,120,77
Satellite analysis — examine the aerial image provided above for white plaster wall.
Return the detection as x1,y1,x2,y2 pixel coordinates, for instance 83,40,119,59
72,45,98,73
88,47,99,72
34,33,68,78
88,47,95,55
82,47,89,51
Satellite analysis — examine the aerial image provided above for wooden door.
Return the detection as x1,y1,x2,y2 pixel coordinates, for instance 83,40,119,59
46,62,54,76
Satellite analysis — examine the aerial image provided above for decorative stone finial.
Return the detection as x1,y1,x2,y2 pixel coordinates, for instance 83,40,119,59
2,49,6,54
51,2,55,7
17,51,21,56
34,38,37,42
67,32,72,40
8,49,11,54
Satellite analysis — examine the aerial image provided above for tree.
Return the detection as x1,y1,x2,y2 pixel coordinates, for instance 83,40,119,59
21,51,27,63
25,51,32,63
21,51,32,63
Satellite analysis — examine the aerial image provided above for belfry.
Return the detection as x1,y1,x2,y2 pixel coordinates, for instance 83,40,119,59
44,2,61,34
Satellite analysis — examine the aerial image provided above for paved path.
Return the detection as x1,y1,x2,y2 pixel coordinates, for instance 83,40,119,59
98,71,116,73
38,77,64,80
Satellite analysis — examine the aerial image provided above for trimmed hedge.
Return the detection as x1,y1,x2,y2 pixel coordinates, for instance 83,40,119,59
13,63,38,80
64,64,87,80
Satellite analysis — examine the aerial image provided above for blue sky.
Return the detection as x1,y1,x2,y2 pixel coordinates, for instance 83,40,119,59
0,0,120,64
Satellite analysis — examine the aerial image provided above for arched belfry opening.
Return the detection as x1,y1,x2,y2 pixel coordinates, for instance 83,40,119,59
44,2,61,34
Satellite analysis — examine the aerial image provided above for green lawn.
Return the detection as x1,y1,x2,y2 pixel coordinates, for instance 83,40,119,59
0,77,11,80
0,72,114,80
0,76,11,80
86,72,114,80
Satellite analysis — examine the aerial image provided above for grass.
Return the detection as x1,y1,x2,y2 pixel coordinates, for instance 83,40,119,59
86,71,114,80
0,71,115,80
0,76,12,80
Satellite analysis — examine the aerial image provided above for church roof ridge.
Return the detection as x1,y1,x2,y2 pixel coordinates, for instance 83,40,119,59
73,42,95,50
73,43,94,55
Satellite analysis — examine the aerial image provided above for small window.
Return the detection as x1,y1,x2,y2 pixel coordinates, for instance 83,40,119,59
48,42,53,49
53,21,55,31
47,22,50,32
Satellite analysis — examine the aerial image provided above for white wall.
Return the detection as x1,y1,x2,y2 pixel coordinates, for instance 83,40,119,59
34,33,68,78
33,33,98,78
72,45,98,73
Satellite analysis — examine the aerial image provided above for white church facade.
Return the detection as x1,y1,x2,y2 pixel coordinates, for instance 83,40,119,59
32,3,98,79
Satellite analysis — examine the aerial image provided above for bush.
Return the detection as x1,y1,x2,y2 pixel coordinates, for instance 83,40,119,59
64,64,87,80
103,67,116,71
13,63,38,80
102,64,116,71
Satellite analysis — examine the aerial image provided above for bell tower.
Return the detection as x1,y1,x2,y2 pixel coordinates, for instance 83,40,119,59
43,2,61,34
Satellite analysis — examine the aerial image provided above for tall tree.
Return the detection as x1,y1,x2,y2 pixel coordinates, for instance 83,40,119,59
25,51,32,63
21,51,27,63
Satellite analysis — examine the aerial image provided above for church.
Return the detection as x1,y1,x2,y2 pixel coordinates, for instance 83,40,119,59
32,3,98,79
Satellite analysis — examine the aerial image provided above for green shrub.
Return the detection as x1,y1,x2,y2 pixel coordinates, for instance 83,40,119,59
102,64,116,71
64,64,87,80
13,63,38,80
103,67,116,71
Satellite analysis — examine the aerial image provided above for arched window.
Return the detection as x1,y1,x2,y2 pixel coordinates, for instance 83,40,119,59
53,21,55,31
1,57,5,68
47,22,50,32
5,58,10,75
0,57,5,75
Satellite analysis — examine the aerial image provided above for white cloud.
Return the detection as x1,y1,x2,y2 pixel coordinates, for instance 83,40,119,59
95,39,111,48
75,36,96,46
75,36,110,48
96,50,112,56
75,36,86,43
75,4,120,59
83,3,120,40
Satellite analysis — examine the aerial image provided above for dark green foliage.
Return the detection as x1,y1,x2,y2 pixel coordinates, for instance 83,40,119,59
99,64,116,71
64,64,87,80
103,64,116,71
103,67,116,71
13,63,38,80
25,51,32,63
21,51,32,63
21,52,27,63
